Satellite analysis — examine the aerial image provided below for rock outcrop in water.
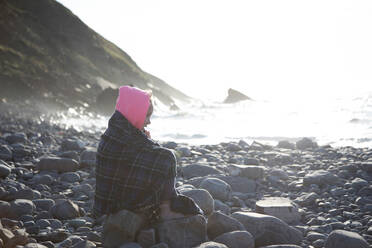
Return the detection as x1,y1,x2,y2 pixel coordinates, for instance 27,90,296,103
223,88,252,103
0,0,189,111
0,107,371,247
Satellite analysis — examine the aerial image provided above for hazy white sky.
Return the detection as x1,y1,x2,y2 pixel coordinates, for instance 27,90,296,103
57,0,372,101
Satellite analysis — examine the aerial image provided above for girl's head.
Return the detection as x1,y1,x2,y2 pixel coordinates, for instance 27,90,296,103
115,86,153,130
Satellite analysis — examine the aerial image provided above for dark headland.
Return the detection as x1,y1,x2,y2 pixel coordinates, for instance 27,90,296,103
0,0,372,248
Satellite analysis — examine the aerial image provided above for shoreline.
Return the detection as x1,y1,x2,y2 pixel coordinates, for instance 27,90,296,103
1,107,372,247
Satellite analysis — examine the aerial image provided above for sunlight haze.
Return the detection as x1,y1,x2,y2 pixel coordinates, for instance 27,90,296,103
57,0,372,102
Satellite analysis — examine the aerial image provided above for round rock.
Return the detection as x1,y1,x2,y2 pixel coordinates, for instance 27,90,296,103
325,230,369,248
0,161,11,178
10,199,36,217
214,231,254,248
200,177,232,202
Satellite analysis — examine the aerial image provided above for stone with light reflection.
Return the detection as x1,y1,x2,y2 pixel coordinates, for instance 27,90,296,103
255,197,301,224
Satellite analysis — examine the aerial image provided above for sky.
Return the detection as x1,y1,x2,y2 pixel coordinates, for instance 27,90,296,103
57,0,372,102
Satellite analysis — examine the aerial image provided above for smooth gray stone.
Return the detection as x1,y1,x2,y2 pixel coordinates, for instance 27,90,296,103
214,176,256,193
325,230,369,248
360,161,372,173
182,163,222,179
0,161,11,178
50,199,80,220
0,145,13,160
33,199,55,211
231,212,303,247
71,240,97,248
33,174,55,185
214,231,254,248
295,192,319,206
37,157,79,173
182,189,214,216
61,138,84,151
277,140,296,149
103,210,146,248
10,199,36,217
214,200,230,215
156,215,207,248
207,211,245,240
200,177,232,202
60,172,81,183
194,241,228,248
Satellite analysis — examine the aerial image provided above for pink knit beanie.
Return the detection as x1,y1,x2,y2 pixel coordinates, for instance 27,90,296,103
115,86,151,130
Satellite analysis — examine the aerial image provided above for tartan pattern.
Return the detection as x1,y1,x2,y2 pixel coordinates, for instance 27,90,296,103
93,111,177,218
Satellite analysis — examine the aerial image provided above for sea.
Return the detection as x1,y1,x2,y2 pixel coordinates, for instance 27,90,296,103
50,91,372,148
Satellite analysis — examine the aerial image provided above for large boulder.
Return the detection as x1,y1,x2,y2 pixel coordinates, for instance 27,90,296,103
156,214,207,248
324,230,369,248
255,197,301,224
182,189,214,216
207,211,245,240
214,231,254,248
231,212,302,247
200,178,232,202
103,209,146,248
37,157,79,173
223,88,251,104
303,170,339,186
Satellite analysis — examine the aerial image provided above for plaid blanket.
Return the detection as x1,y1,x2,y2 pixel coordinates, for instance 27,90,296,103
93,111,177,218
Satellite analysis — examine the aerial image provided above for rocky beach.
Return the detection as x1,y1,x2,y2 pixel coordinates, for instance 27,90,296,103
0,105,371,248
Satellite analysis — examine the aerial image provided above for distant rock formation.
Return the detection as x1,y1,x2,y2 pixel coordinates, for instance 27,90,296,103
223,88,252,103
0,0,189,110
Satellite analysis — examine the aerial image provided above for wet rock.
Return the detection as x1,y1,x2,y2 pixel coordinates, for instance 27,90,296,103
255,197,301,224
103,209,146,248
37,157,79,173
182,189,214,216
0,161,11,179
50,199,80,220
0,145,13,161
10,199,36,217
200,177,232,202
207,211,245,240
351,177,368,190
325,230,369,248
303,170,339,186
213,231,254,248
33,174,55,185
231,212,303,247
296,138,318,150
182,164,222,179
177,146,192,157
156,214,207,248
80,148,97,167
